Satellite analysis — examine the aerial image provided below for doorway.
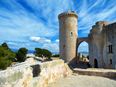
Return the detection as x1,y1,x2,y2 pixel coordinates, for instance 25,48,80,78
94,59,98,68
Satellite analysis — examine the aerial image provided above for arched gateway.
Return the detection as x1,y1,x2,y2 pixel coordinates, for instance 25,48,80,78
76,37,89,60
77,37,89,48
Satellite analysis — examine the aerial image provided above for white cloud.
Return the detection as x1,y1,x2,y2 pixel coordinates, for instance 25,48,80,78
30,36,51,43
30,36,59,53
55,39,59,43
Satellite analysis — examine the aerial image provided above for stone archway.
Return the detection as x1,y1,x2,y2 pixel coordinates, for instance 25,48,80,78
77,37,89,47
76,37,89,60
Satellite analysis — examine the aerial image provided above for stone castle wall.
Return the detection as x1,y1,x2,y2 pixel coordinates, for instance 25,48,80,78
0,58,72,87
89,21,116,69
103,23,116,68
89,21,108,68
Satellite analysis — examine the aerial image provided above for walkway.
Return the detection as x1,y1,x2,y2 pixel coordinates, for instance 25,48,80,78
48,74,116,87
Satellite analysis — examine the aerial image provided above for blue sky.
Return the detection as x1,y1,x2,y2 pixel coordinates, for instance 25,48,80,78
0,0,116,53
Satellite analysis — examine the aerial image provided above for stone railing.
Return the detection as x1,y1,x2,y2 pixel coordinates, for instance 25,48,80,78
0,58,72,87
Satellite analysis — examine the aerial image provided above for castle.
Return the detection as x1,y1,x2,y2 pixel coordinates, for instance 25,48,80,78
58,11,116,69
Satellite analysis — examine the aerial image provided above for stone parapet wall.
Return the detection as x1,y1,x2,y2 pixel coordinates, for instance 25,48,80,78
73,68,116,78
0,58,72,87
33,60,72,87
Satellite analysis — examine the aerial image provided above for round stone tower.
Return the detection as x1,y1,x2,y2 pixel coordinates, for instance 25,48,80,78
58,11,78,63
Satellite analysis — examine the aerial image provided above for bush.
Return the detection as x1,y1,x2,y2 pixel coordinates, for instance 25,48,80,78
16,48,28,62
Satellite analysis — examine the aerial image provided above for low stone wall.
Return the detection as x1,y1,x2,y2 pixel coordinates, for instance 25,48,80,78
73,68,116,78
32,60,72,87
0,58,72,87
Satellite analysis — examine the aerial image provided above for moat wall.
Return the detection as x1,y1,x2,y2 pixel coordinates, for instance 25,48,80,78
0,58,72,87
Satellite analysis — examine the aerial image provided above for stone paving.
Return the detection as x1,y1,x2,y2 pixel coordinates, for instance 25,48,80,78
48,74,116,87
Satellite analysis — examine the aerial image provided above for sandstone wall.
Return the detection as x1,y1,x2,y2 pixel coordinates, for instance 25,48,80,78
0,58,72,87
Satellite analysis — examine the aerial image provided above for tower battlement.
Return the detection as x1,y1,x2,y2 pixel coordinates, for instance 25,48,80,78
58,11,78,19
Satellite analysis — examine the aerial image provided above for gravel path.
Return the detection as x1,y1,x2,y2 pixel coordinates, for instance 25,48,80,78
48,74,116,87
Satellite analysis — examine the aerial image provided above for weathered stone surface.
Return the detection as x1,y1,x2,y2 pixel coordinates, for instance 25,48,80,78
33,60,72,87
0,58,72,87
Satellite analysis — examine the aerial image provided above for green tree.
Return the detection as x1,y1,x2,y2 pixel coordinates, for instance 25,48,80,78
16,48,28,62
0,46,15,60
42,49,52,59
1,42,9,50
35,48,43,57
35,48,52,59
0,57,12,70
0,43,16,70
